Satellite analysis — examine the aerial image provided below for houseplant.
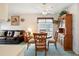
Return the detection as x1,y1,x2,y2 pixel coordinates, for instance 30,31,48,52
59,10,68,16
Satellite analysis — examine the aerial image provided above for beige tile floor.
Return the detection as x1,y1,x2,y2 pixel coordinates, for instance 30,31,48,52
0,44,26,56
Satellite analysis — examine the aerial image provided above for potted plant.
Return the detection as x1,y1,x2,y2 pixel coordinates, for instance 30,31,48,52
59,10,68,16
53,20,60,24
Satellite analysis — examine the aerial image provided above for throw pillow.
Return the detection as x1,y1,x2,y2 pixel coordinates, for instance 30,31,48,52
14,32,20,37
7,31,13,36
0,30,4,37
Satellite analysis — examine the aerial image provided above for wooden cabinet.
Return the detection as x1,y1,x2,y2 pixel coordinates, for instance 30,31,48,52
58,14,72,51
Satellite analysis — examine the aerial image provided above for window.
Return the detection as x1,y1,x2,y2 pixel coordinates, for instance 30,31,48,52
37,17,53,38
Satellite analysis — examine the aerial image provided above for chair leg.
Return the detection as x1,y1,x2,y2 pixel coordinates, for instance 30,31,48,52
45,50,47,56
48,42,49,49
27,43,29,50
35,49,37,56
54,43,57,49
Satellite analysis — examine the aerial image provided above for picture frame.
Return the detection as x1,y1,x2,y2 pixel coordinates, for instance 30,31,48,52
11,16,20,25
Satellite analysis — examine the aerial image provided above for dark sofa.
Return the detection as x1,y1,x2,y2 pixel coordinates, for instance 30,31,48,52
0,30,24,44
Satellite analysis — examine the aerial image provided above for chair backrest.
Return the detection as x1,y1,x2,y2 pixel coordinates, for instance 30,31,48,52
54,31,58,42
23,32,31,42
33,33,47,50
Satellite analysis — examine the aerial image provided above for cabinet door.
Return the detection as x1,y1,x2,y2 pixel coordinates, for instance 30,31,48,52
65,14,72,34
64,34,72,50
64,14,72,51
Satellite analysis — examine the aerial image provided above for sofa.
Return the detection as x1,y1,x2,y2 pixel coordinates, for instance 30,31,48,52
0,30,24,44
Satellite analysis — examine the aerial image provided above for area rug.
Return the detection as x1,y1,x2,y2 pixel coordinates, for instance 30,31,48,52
23,43,76,56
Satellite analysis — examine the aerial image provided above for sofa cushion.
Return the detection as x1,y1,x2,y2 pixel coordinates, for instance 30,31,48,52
14,32,20,37
0,37,5,39
0,31,5,37
4,31,14,37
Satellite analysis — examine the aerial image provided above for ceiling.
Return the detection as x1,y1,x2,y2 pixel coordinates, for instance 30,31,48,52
8,3,73,15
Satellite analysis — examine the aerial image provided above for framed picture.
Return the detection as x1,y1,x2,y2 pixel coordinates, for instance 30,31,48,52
11,16,20,25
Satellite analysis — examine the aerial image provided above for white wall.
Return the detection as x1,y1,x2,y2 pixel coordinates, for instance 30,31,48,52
67,4,79,54
0,3,59,37
0,4,58,38
0,4,8,29
1,14,53,32
0,4,8,22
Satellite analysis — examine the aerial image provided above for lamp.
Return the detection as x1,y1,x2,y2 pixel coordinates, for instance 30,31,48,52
27,28,33,36
28,28,32,32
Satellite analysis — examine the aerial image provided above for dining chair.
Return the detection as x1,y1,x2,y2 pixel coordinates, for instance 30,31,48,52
23,32,30,43
23,32,34,49
33,33,47,56
27,37,35,49
48,31,58,49
24,32,34,49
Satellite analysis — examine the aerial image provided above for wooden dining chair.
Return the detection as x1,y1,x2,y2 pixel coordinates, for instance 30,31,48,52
23,32,34,49
23,32,30,43
27,37,35,50
33,33,47,56
48,31,58,49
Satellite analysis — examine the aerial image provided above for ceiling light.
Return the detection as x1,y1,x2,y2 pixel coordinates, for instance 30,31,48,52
41,3,48,15
42,10,48,15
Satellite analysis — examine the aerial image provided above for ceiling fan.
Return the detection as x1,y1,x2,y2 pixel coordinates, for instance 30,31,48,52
41,3,52,15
